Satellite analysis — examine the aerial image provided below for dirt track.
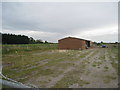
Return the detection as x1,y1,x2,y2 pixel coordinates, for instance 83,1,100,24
22,47,118,88
2,46,118,88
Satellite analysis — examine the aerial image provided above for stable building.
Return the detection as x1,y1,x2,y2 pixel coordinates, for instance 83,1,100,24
58,37,93,50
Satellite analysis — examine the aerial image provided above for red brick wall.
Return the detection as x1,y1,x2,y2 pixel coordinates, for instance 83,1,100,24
58,38,86,50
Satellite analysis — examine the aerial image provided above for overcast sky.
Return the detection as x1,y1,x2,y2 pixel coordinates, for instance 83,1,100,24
2,2,118,43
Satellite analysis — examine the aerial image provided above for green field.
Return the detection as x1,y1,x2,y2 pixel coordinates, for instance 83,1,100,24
2,43,119,88
2,44,58,54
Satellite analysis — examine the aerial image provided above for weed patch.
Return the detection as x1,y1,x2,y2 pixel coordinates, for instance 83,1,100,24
103,75,116,83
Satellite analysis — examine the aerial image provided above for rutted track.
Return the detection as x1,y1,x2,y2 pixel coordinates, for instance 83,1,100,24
2,46,118,88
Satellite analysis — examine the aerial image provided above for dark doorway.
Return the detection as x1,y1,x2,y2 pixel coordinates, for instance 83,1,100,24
86,41,90,47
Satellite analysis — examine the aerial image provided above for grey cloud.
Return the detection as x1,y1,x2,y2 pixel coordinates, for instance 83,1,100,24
2,2,118,42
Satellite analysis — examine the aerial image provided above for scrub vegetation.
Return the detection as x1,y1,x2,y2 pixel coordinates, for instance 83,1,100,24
2,43,118,88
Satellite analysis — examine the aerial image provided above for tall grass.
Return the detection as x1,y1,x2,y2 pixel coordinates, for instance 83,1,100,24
2,44,58,54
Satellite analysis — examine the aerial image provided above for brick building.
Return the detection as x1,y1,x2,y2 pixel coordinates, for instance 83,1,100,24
58,37,93,50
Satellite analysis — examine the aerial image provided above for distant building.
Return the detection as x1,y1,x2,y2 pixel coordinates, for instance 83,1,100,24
58,37,93,50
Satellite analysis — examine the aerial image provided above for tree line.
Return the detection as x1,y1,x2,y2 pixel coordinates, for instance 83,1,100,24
1,33,49,44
